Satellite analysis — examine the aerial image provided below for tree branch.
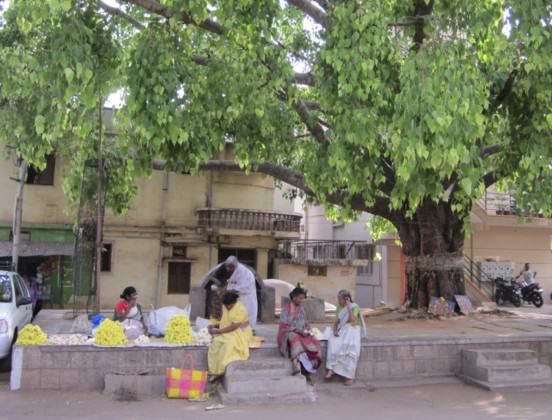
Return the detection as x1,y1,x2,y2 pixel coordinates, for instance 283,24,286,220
124,0,225,35
412,0,435,51
293,100,329,143
294,72,317,86
488,70,518,114
313,0,329,10
199,160,392,218
285,0,328,29
481,144,501,158
99,0,145,30
483,171,499,188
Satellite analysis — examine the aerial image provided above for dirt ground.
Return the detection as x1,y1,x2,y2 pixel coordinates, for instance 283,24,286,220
1,378,552,420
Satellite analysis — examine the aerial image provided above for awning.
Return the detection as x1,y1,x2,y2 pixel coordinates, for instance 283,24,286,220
0,241,74,257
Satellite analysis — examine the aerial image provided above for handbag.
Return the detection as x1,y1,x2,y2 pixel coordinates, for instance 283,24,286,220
166,355,207,399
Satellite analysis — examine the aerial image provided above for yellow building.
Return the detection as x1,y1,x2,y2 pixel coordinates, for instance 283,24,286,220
0,147,301,309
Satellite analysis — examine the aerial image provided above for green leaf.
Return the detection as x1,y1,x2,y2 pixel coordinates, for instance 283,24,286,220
35,115,46,135
64,68,74,83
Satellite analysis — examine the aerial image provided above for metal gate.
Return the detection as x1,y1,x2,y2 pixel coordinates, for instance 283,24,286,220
356,246,386,308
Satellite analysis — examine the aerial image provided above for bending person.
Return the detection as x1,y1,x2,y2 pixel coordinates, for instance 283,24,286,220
208,291,253,380
225,256,258,330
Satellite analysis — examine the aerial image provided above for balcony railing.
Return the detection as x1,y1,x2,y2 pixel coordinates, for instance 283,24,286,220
479,191,547,217
196,208,301,233
278,240,374,263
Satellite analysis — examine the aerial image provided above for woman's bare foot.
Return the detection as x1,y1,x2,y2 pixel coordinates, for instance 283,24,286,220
324,370,335,380
344,378,355,386
292,360,301,375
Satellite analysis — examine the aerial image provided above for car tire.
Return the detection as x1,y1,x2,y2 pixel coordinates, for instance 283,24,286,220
0,329,17,372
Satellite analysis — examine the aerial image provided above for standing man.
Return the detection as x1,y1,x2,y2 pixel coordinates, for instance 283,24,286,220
225,256,258,330
517,262,536,286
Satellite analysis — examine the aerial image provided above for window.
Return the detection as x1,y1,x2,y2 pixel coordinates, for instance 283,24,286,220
26,154,56,185
218,248,257,269
101,244,112,272
172,245,187,258
9,230,31,241
308,265,327,276
168,262,191,294
357,265,373,277
13,275,24,301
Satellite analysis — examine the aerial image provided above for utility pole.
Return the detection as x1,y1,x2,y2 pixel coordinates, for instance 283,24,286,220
93,98,104,313
11,158,27,273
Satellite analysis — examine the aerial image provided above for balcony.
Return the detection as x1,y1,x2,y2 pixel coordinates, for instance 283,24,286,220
479,191,547,218
278,240,374,266
196,208,302,237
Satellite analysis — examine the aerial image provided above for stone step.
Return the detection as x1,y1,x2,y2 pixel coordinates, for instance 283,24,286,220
458,374,552,392
225,359,292,376
463,349,538,366
224,374,309,395
485,365,552,383
219,388,318,405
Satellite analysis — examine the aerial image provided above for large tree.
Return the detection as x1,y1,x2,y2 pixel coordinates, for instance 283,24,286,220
1,0,551,307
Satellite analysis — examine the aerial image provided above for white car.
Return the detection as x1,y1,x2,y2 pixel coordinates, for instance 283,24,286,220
0,271,33,369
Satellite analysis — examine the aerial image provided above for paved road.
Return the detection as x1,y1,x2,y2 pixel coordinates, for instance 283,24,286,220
1,379,551,420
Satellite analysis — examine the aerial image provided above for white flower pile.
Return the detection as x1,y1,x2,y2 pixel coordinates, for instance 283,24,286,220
47,334,89,345
134,334,150,345
192,328,212,346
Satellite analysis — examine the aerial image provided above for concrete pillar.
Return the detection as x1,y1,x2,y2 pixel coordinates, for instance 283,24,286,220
257,249,268,278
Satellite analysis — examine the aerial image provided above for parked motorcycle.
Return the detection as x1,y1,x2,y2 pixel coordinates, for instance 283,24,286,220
518,282,544,308
494,277,522,307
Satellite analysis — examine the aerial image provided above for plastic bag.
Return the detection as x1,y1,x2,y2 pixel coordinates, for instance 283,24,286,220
70,314,92,335
122,319,145,340
194,317,211,331
148,306,188,337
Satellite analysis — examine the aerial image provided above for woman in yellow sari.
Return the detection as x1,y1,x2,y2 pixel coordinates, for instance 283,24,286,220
207,291,252,380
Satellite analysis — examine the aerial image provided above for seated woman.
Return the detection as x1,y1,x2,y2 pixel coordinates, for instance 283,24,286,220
277,287,321,383
114,286,147,337
207,291,252,380
325,289,365,386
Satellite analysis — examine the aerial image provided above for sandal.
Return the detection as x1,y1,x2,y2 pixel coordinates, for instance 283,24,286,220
324,370,335,380
344,379,355,386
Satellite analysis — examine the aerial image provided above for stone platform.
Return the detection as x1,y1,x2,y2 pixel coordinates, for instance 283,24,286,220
10,332,552,393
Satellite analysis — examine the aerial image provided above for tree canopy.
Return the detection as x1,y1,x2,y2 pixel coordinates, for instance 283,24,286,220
0,0,551,241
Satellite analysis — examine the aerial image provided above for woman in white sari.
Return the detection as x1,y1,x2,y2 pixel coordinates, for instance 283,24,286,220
325,290,365,385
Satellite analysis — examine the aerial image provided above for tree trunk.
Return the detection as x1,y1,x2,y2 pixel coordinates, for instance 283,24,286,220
394,199,468,309
12,158,27,273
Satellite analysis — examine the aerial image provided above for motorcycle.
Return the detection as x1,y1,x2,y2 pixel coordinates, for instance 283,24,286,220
494,277,522,307
515,270,544,308
518,282,544,308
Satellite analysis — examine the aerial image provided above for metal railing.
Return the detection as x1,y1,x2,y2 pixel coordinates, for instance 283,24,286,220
196,208,302,233
463,254,495,300
480,191,517,214
278,240,374,262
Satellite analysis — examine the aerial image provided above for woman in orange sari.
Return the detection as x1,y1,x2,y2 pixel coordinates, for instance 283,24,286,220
277,287,321,382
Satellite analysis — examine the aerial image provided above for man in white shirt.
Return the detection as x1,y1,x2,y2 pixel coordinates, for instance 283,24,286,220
225,256,258,330
517,262,536,286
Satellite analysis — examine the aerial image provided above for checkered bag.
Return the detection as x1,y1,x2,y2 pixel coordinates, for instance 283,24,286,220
165,357,207,399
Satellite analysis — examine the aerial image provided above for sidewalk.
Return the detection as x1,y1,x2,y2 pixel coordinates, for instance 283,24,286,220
33,304,552,342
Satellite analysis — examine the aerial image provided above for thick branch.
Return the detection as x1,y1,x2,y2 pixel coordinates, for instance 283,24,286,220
199,160,392,218
313,0,329,10
124,0,225,35
483,171,499,188
412,0,435,51
99,1,145,30
294,72,317,86
285,0,328,29
488,70,518,115
293,100,328,143
481,144,501,158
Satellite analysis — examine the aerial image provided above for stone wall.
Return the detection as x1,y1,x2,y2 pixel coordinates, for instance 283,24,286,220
11,335,552,391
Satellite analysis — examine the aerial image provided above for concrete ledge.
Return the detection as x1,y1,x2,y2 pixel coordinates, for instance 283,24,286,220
104,374,165,399
12,334,552,392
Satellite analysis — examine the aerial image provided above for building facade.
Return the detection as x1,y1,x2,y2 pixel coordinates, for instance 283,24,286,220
0,147,301,309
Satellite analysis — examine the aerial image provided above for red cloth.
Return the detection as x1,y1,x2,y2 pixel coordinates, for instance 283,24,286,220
115,299,129,315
